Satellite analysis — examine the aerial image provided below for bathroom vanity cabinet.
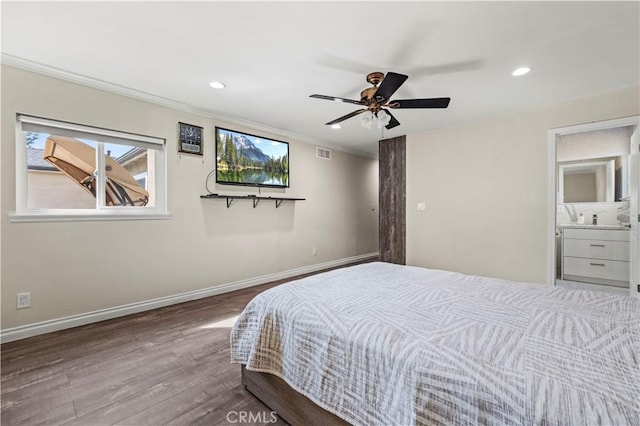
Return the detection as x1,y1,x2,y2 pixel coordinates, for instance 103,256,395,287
562,227,630,287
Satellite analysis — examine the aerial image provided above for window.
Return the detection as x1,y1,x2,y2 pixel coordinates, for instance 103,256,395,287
13,114,169,221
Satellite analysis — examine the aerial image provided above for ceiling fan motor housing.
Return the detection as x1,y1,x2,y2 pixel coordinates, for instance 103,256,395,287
366,72,384,86
361,72,388,111
360,87,382,110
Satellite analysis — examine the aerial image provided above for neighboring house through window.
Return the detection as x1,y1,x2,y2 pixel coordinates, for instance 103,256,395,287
13,114,169,221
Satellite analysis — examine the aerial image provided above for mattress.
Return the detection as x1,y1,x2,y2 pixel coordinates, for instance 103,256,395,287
230,262,640,425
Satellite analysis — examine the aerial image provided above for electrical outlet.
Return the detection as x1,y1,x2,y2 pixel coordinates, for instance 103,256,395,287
17,292,31,309
417,203,426,211
312,247,317,256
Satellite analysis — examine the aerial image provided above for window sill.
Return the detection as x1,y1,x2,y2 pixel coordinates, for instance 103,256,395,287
9,211,172,223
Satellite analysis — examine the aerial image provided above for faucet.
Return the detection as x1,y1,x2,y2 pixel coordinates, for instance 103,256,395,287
592,214,598,225
564,204,577,222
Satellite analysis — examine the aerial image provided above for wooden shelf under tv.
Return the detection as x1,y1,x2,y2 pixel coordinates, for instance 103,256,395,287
200,194,305,208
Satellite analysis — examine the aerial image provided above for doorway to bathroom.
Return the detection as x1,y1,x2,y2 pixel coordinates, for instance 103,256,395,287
548,116,639,298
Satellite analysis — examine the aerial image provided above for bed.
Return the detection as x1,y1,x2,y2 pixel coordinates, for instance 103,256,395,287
230,262,640,425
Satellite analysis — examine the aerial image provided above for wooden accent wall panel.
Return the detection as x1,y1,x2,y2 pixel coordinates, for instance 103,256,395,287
379,135,406,264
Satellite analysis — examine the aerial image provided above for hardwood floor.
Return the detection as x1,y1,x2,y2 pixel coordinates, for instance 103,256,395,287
1,265,357,426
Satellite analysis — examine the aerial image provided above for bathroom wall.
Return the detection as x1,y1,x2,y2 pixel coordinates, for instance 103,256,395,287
557,126,633,161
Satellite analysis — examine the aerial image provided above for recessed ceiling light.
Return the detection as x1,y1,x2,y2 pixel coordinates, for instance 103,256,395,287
331,124,341,129
512,67,531,76
209,81,226,89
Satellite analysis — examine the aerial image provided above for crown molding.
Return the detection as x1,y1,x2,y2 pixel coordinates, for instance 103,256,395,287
1,53,378,159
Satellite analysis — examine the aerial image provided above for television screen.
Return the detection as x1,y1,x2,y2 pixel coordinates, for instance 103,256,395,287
215,127,289,188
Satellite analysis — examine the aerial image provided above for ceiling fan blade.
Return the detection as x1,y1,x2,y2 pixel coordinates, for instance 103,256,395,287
384,110,401,130
310,94,365,106
390,98,451,109
373,72,408,102
325,109,368,126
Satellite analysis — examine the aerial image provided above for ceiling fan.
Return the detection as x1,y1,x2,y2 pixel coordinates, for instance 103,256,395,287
310,71,450,130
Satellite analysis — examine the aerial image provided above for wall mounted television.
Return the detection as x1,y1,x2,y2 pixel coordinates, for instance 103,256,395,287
215,127,289,188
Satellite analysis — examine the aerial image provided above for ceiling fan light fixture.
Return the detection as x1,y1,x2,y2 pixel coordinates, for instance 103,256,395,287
512,67,531,76
360,111,374,129
376,110,391,128
209,81,226,89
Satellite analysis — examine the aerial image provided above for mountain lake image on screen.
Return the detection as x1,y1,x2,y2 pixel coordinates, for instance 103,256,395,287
215,127,289,188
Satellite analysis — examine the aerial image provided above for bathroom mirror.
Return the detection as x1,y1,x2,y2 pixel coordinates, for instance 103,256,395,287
558,155,629,203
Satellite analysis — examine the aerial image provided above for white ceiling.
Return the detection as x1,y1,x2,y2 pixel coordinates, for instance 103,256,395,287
2,1,638,156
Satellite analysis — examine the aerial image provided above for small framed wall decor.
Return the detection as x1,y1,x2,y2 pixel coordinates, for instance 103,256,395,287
178,122,203,155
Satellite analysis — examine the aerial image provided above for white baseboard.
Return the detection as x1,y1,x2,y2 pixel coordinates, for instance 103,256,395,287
0,253,378,344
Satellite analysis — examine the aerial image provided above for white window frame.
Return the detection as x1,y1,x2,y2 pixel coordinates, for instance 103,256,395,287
133,171,148,190
11,114,170,222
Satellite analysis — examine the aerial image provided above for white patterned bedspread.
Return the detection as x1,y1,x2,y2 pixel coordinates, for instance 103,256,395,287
230,262,640,425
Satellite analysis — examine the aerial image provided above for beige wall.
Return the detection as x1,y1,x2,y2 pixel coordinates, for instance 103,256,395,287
407,85,639,284
1,66,379,329
557,126,632,162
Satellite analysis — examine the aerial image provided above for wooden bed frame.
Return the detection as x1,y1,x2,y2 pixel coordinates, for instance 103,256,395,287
241,365,350,426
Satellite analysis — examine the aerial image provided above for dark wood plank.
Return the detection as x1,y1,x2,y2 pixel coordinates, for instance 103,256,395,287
166,383,288,426
379,135,406,264
24,402,76,426
113,367,244,425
